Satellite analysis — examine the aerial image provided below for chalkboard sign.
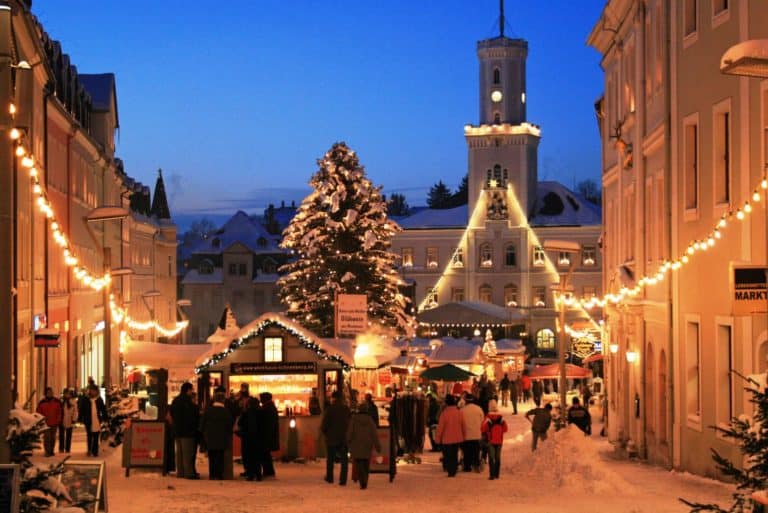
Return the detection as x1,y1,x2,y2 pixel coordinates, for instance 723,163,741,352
57,460,106,513
122,420,166,477
0,465,20,513
369,425,396,482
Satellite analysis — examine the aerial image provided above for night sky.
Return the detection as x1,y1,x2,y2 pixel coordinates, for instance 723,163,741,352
33,1,605,227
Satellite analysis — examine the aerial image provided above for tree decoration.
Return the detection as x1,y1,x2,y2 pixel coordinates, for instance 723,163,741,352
278,142,412,337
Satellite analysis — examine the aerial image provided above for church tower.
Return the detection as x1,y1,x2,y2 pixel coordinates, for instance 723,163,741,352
466,0,540,223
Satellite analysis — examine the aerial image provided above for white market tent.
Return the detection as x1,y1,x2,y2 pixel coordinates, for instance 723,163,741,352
123,340,212,371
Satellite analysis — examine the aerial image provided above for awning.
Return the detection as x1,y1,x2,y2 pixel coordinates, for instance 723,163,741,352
417,301,527,327
528,363,592,380
123,340,212,370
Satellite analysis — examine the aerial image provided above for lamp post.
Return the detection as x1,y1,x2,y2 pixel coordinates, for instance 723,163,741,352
544,240,580,425
85,206,130,387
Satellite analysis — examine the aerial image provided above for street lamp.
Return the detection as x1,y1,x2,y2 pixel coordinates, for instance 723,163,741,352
543,239,581,424
85,206,130,386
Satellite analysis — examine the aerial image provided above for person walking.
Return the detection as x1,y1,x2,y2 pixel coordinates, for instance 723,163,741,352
322,391,351,485
238,397,264,481
347,402,382,490
59,388,78,454
532,379,543,407
364,393,379,427
525,403,552,451
521,372,532,403
201,391,234,480
436,394,465,477
36,387,62,457
460,395,484,472
259,392,279,478
567,397,592,435
499,373,510,408
508,376,518,415
170,382,200,479
78,384,107,457
481,401,508,480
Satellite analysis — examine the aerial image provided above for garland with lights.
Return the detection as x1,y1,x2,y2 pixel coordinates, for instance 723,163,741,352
195,315,351,374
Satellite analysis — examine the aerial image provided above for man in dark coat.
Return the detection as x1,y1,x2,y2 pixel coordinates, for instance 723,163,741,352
77,384,107,457
238,397,264,481
499,373,510,408
508,377,518,414
259,392,279,478
170,382,200,479
364,393,379,427
567,397,592,435
347,402,382,490
201,391,233,480
321,391,351,485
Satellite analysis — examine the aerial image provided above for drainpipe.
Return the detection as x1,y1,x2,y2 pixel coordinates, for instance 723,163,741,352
42,80,52,390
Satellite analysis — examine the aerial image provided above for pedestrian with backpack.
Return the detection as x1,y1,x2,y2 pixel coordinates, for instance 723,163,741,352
481,400,508,480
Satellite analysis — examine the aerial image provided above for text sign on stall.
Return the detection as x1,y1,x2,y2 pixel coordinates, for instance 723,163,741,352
733,267,768,315
230,362,317,375
0,465,20,513
336,294,367,335
369,426,396,482
123,421,165,475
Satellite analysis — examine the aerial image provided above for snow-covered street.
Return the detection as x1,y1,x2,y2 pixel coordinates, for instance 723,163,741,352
73,405,732,513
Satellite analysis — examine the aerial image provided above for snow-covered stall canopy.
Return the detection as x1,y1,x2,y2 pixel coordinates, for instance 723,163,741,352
427,338,482,365
417,301,527,327
123,340,212,370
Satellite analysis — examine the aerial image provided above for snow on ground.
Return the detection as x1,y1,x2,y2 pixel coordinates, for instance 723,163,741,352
51,401,733,513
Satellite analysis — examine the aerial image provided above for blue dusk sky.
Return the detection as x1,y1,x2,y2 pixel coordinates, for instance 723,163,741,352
32,1,606,227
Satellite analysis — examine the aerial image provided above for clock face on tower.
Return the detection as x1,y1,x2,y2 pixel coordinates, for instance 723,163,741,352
491,90,503,103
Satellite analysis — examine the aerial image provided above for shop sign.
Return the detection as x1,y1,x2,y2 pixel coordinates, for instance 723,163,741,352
378,369,392,385
230,362,317,375
336,294,367,335
571,338,596,359
733,266,768,315
34,328,60,348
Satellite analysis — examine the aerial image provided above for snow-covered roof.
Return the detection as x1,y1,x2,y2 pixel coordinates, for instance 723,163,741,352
397,205,468,229
123,340,211,370
191,211,282,256
721,39,768,76
181,268,223,285
79,73,118,124
530,181,601,227
253,272,280,284
427,338,482,364
495,338,526,354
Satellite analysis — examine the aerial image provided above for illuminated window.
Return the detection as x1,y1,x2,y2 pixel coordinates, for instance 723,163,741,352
536,329,555,350
264,337,283,362
533,286,547,307
558,252,571,267
426,287,438,308
505,244,516,267
426,247,439,269
504,284,518,307
451,247,464,268
402,247,413,267
479,284,492,303
533,246,546,266
479,243,493,268
582,246,596,266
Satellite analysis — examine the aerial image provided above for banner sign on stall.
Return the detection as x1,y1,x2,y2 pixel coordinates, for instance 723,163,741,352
230,362,317,375
0,464,20,513
122,421,165,477
57,460,107,513
336,294,367,335
733,266,768,315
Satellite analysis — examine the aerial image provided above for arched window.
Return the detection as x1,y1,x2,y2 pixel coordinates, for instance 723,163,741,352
479,243,493,268
536,329,555,350
493,67,501,84
199,259,214,275
504,284,518,307
479,284,493,303
505,244,516,267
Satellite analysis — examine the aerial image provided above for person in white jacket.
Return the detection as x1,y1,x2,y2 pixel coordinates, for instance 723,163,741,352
460,395,485,472
59,388,78,454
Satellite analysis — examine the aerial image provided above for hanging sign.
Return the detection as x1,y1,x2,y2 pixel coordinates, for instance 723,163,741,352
336,294,367,335
571,337,596,359
34,328,60,348
733,266,768,316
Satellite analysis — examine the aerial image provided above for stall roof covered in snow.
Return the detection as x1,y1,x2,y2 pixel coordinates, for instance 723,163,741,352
191,211,282,255
123,340,212,369
427,338,482,364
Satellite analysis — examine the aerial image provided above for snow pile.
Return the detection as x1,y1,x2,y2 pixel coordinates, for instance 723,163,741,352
505,425,636,494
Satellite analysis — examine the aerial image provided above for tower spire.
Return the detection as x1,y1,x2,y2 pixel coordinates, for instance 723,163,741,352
499,0,505,37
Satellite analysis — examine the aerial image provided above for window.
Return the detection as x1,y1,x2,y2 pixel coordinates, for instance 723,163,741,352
505,244,516,267
533,286,546,307
402,247,413,267
479,243,493,268
238,263,247,276
716,322,733,428
504,284,518,307
228,263,238,275
684,0,698,37
684,118,699,211
479,284,492,303
536,329,555,350
451,288,464,302
582,246,596,266
686,319,701,421
714,103,731,205
426,247,438,269
425,287,438,308
451,247,464,268
264,337,283,362
199,259,214,275
494,112,501,124
493,67,501,85
583,286,596,298
558,252,571,267
533,246,545,266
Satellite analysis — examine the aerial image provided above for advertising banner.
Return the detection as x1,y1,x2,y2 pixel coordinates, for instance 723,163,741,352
733,266,768,315
336,294,367,335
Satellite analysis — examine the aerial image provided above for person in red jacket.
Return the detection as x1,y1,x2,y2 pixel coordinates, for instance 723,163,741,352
36,387,63,457
481,400,508,480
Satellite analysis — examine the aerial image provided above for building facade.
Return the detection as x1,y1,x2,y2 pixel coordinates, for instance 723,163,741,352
0,1,178,401
589,0,768,476
391,23,603,355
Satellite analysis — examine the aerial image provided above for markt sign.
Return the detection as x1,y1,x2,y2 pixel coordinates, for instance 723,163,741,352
733,266,768,316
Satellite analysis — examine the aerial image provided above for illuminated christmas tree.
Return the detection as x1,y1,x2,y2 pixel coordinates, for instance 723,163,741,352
278,142,412,337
